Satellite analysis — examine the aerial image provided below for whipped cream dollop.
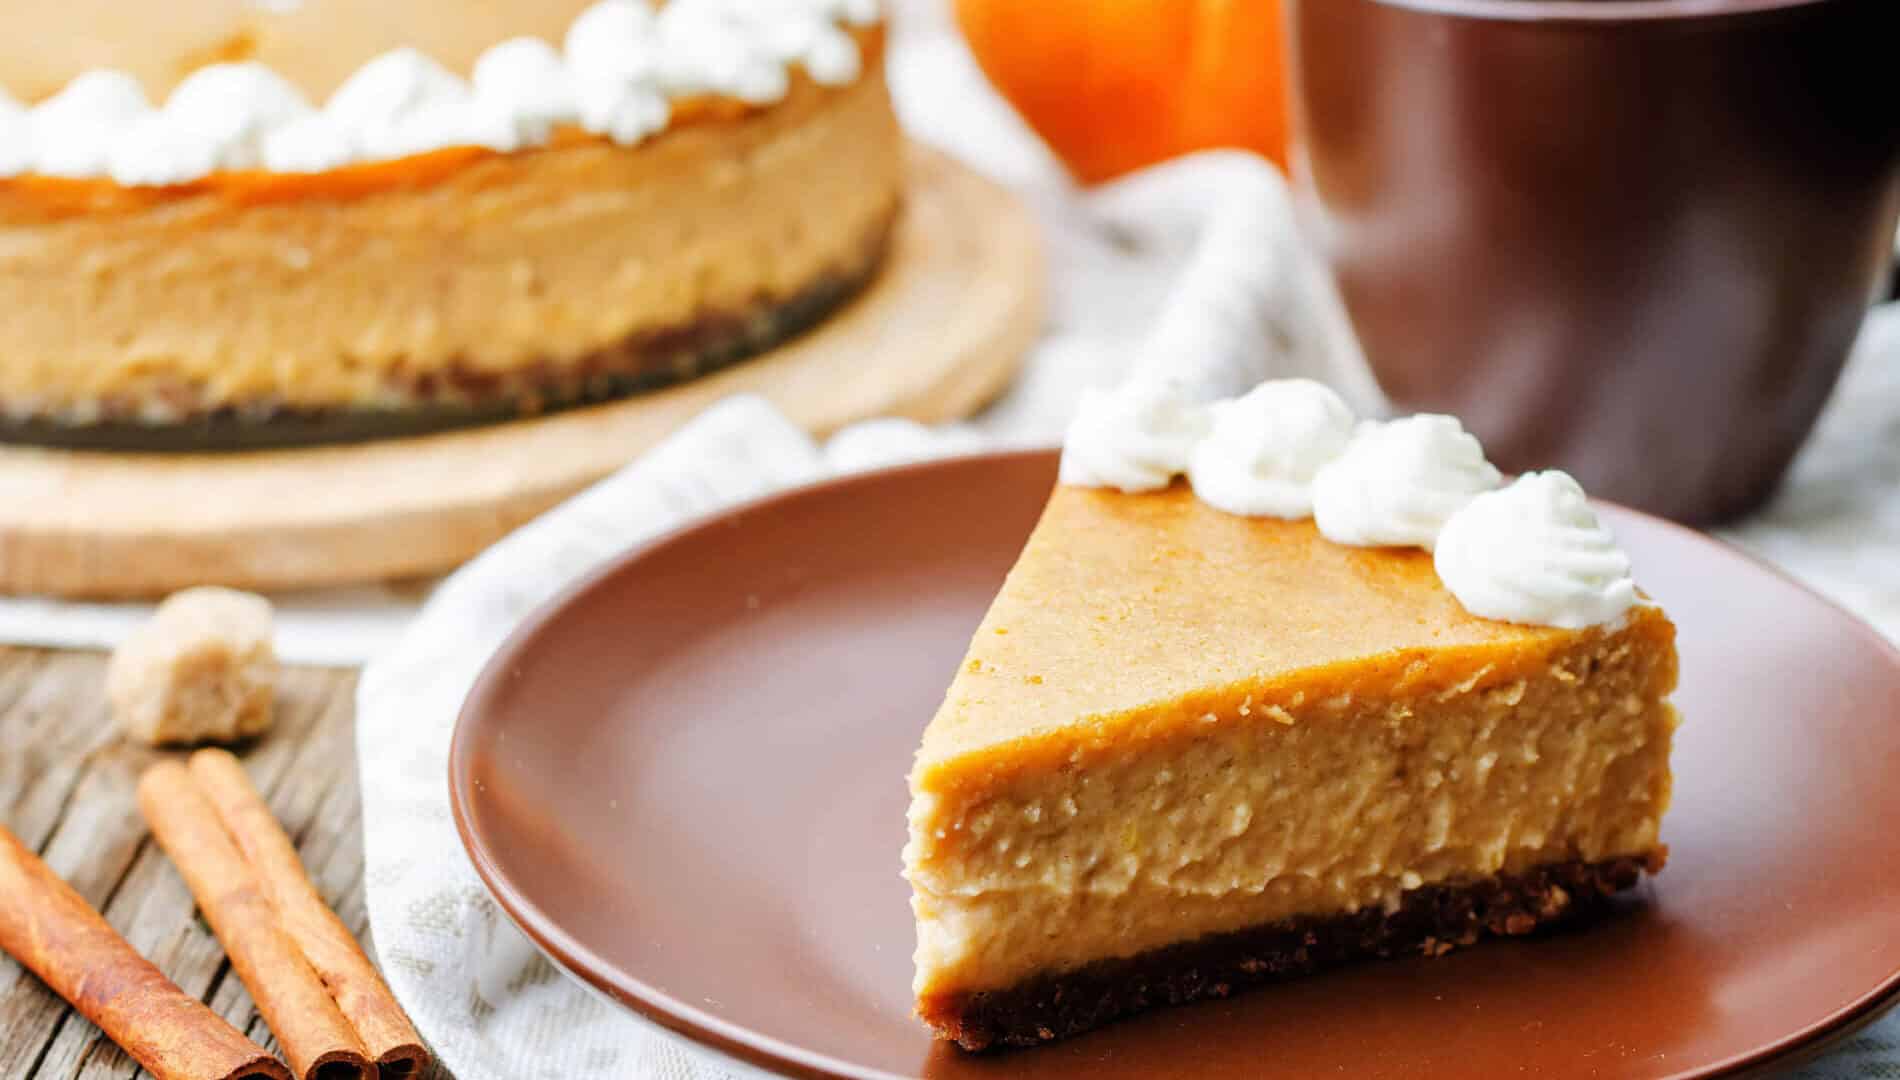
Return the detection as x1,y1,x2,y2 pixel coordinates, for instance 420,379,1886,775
1059,380,1212,493
165,64,311,166
1187,379,1354,518
109,62,313,185
566,0,661,84
29,71,152,179
565,0,673,142
324,48,482,162
1310,414,1502,550
1,0,880,186
653,2,792,103
260,113,355,174
1435,471,1637,629
471,38,581,151
725,1,869,87
0,89,33,177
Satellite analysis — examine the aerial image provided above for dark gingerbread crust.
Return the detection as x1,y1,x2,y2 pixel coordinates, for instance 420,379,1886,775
0,207,895,453
922,853,1663,1053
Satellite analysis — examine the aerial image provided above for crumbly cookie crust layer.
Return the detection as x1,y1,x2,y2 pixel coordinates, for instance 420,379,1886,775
921,854,1660,1053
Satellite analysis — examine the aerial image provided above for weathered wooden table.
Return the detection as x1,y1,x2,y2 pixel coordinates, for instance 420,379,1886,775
0,647,449,1079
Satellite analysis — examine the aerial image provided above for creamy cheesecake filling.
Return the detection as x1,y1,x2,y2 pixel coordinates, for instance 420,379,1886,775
0,66,900,421
906,617,1677,999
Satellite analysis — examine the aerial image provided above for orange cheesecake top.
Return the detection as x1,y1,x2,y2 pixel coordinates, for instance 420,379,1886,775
914,483,1672,788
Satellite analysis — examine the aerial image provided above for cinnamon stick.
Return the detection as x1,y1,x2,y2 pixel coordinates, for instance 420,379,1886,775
0,824,290,1080
138,762,373,1080
188,749,429,1077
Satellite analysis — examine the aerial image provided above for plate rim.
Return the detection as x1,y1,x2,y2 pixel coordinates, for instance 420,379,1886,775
448,446,1900,1080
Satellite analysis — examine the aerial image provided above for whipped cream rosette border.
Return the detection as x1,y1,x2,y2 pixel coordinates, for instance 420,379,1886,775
0,0,879,186
1059,378,1640,629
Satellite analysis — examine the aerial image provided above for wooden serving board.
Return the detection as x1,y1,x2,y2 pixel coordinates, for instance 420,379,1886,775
0,144,1043,600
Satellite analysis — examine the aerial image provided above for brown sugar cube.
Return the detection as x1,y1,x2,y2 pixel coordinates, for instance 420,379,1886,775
108,588,279,746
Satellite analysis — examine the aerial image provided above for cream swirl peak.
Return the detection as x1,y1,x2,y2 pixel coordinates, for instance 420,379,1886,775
1187,379,1355,519
0,0,881,186
107,63,312,186
26,71,150,179
1435,471,1638,629
1059,380,1212,494
1310,414,1502,551
323,49,480,162
469,38,581,151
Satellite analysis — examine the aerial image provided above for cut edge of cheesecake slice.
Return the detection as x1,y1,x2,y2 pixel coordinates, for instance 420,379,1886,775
903,483,1678,1051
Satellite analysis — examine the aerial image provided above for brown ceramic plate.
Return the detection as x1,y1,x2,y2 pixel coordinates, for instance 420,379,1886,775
450,449,1900,1079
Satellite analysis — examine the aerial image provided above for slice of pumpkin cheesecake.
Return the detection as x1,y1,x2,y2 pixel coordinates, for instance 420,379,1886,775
904,380,1678,1051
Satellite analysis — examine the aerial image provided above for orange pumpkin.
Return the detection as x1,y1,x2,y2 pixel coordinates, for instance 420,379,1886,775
954,0,1290,185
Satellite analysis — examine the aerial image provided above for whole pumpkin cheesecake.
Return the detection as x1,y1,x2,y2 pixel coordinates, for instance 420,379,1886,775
905,380,1679,1050
0,0,901,447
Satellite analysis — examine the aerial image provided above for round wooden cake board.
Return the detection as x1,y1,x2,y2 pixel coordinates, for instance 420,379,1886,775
0,144,1044,600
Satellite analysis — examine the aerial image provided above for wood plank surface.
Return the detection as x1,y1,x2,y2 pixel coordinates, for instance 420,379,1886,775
0,647,449,1079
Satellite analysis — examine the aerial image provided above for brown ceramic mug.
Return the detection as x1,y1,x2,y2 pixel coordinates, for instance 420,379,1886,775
1287,0,1900,523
